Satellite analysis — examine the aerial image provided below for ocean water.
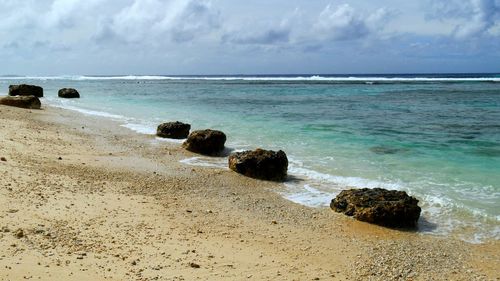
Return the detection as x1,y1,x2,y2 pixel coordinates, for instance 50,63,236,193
1,74,499,242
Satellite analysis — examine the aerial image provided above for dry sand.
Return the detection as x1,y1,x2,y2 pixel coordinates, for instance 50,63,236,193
0,104,498,280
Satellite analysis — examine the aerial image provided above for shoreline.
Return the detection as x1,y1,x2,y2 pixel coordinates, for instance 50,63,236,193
47,100,500,244
0,104,499,280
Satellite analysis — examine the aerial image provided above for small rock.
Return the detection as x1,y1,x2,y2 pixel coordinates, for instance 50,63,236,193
330,188,421,228
15,229,24,238
182,129,226,156
156,121,191,139
0,157,6,161
0,95,41,109
58,88,80,98
9,84,43,97
189,262,201,269
228,148,288,181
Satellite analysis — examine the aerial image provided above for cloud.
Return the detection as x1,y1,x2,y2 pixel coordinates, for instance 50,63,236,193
224,28,290,45
0,1,498,75
222,8,300,46
0,0,221,50
43,0,104,29
425,0,500,39
169,1,221,42
107,0,221,44
314,4,370,41
224,4,394,47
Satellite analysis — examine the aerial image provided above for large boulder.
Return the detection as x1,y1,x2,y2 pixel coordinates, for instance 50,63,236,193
9,84,43,97
330,188,421,228
182,129,226,156
228,149,288,181
58,88,80,98
157,121,191,139
0,95,41,109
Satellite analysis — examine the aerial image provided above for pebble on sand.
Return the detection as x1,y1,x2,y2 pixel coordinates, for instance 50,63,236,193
189,262,201,268
15,229,24,238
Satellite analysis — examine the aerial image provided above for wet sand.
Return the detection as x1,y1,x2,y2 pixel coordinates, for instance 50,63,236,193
0,104,498,280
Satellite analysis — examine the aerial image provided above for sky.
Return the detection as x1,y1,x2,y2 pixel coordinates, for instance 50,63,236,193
0,0,499,75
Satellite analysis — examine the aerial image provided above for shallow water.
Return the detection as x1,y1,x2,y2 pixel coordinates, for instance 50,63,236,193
1,74,499,242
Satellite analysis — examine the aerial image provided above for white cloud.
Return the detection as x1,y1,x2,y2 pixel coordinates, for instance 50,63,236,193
107,0,220,43
425,0,500,39
222,7,301,45
43,0,103,29
314,4,369,40
224,4,394,46
313,4,394,41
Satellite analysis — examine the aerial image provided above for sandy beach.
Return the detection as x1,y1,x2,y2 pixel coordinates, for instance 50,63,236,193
0,104,498,281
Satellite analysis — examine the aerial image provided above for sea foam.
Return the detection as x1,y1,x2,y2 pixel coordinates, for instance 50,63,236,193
2,75,499,82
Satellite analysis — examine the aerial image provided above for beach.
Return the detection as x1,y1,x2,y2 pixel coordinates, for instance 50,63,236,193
0,103,498,280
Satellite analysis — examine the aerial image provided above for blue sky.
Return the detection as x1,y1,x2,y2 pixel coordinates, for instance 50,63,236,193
0,0,499,75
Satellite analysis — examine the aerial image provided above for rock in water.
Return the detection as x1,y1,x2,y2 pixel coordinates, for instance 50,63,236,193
0,96,41,109
157,121,191,139
58,88,80,98
8,84,43,97
182,129,226,156
330,188,421,228
228,149,288,181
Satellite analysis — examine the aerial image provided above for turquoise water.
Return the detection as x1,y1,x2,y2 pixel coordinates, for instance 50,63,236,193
1,75,499,242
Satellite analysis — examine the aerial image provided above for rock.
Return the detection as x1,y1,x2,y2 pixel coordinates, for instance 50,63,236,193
182,129,226,156
370,146,408,155
228,149,288,181
189,262,201,268
15,229,24,238
0,95,41,109
58,88,80,98
8,84,43,97
156,121,191,139
0,157,6,161
330,188,421,228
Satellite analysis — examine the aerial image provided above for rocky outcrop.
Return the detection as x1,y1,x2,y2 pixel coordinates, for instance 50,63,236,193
58,88,80,98
157,121,191,139
182,129,226,156
228,149,288,181
0,95,41,109
330,188,421,228
9,84,43,98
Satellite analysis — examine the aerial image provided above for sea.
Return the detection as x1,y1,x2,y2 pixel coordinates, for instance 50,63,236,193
1,73,499,243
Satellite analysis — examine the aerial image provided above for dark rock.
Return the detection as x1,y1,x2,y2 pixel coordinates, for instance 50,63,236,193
370,146,408,155
15,229,24,238
0,95,41,109
0,157,6,161
9,84,43,97
189,262,200,268
228,149,288,181
182,129,226,156
157,121,191,139
58,88,80,98
330,188,421,228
